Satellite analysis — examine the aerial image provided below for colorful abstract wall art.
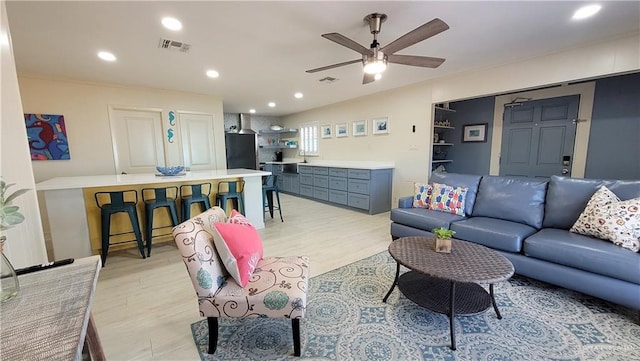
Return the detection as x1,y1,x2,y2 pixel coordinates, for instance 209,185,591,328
24,114,71,160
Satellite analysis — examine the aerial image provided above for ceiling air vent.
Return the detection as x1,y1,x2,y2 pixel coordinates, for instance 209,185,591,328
158,38,191,53
318,76,338,84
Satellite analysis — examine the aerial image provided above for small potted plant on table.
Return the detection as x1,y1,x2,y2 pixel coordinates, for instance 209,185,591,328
432,227,455,253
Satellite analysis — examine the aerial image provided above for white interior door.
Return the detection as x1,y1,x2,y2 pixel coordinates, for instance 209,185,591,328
110,108,164,174
179,112,217,170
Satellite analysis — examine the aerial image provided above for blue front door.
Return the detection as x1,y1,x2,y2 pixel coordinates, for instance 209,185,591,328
500,95,579,178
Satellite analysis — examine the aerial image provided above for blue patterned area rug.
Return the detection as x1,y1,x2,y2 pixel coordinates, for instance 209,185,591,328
191,252,640,360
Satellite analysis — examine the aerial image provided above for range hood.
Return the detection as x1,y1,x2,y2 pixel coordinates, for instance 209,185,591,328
238,113,256,134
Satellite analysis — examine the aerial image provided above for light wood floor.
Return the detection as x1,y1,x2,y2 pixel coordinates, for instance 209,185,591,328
92,193,392,360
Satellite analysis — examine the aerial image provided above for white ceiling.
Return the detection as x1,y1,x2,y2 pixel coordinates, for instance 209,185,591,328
5,1,640,117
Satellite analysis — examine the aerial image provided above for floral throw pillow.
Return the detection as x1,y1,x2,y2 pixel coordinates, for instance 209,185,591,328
413,182,432,208
570,186,640,252
428,182,468,216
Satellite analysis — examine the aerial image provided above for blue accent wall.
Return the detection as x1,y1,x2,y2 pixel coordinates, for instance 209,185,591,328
445,96,495,175
585,72,640,180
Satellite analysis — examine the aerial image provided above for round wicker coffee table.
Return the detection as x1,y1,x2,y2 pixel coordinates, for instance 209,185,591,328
383,236,514,350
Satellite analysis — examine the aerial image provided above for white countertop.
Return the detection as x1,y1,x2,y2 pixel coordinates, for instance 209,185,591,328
264,158,299,165
264,161,298,165
297,160,395,170
36,169,271,191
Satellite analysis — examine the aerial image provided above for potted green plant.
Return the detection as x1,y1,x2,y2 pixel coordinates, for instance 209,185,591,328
1,180,30,233
0,178,29,302
432,227,455,253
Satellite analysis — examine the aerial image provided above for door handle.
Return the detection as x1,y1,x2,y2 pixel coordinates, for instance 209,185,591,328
561,169,569,175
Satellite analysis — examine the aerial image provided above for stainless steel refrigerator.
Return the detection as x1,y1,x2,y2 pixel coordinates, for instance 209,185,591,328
225,132,258,170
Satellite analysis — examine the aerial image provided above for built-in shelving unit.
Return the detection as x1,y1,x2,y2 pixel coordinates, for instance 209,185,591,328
259,144,297,149
258,128,298,135
434,106,456,113
258,129,298,149
432,105,456,169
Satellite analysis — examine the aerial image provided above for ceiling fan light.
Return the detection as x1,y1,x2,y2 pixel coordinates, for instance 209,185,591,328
363,59,387,74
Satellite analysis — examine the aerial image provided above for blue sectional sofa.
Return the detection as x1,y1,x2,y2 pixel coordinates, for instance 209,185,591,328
390,172,640,310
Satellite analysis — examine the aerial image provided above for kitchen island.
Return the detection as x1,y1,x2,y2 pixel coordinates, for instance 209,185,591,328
265,160,394,214
36,169,270,260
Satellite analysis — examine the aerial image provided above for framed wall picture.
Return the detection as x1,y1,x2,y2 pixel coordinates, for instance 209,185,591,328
372,117,389,134
321,124,332,138
25,113,71,160
335,123,348,137
462,123,488,142
352,120,366,136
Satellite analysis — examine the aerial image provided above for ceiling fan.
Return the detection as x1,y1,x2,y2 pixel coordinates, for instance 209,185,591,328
306,13,449,84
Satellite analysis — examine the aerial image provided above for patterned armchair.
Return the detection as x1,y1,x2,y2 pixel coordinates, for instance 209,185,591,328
172,207,309,356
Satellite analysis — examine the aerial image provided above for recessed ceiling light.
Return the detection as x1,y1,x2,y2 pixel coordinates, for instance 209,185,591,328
572,4,601,20
206,70,219,78
97,51,116,62
294,92,303,99
268,102,276,108
249,109,256,114
374,73,382,81
162,17,182,31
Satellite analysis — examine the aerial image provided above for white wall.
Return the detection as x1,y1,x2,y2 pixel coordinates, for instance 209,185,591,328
283,33,640,204
18,75,226,183
285,82,434,202
17,75,225,257
1,1,47,268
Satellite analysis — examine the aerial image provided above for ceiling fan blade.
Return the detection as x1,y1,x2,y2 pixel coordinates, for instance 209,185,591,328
322,33,373,56
306,59,362,73
381,18,449,55
363,73,376,85
388,54,446,68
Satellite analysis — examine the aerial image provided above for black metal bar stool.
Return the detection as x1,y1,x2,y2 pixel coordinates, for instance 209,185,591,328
180,183,212,221
94,190,145,266
263,175,283,222
216,180,245,215
142,186,179,256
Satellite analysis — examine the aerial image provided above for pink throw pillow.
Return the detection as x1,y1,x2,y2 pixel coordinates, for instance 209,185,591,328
228,209,252,226
212,210,263,287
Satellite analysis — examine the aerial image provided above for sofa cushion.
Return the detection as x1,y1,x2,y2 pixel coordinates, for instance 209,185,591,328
201,256,309,319
428,182,467,216
390,207,466,232
391,222,434,239
450,217,537,253
570,187,640,252
544,176,606,229
412,182,432,208
544,175,640,229
608,179,640,200
429,172,482,216
472,176,548,229
524,228,640,285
